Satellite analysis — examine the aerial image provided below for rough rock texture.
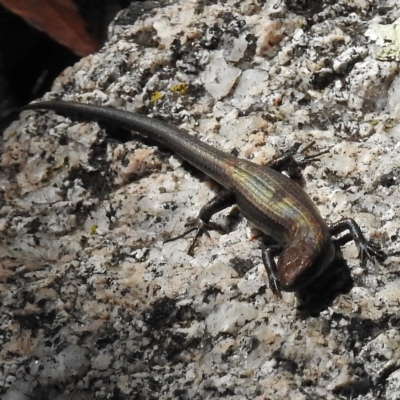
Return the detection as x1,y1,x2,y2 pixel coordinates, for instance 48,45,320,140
1,0,400,399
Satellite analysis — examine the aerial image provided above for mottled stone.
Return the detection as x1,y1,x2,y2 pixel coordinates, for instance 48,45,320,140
1,0,399,399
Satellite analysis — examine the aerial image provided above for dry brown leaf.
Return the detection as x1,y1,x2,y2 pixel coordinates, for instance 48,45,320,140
0,0,100,56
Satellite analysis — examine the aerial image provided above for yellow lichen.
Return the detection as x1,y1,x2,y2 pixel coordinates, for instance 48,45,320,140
170,83,188,94
150,91,163,102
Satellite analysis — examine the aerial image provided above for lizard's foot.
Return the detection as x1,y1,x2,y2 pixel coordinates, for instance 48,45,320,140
164,218,225,256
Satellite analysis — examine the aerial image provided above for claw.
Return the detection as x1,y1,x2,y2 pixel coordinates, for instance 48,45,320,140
293,142,330,166
358,240,386,262
330,218,386,265
164,218,224,255
267,141,330,181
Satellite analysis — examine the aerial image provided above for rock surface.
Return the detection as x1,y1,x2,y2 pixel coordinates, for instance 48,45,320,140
1,0,400,399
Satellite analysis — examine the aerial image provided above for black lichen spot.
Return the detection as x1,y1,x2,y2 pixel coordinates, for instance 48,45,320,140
231,147,240,157
143,297,179,329
202,287,223,304
298,92,311,106
310,68,337,90
46,155,55,163
87,139,108,169
194,0,224,14
164,332,188,359
163,201,179,211
19,290,35,306
241,335,260,353
70,200,97,228
25,218,42,234
126,350,144,363
344,316,392,355
141,298,204,363
243,33,258,61
133,26,159,48
67,167,112,197
96,328,120,349
173,388,189,398
144,297,201,330
272,349,299,374
286,0,325,16
176,303,200,324
114,1,165,27
200,23,224,50
220,13,247,38
332,377,370,398
230,257,255,276
13,310,57,331
63,137,115,197
58,134,68,145
377,168,400,188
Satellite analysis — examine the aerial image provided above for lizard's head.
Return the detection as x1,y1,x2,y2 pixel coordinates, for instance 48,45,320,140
277,238,335,292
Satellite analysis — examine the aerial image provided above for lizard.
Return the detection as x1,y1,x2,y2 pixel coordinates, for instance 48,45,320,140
19,100,385,295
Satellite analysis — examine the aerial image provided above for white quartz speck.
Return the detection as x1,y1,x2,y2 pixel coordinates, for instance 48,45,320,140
231,69,269,108
206,302,258,336
223,34,248,62
202,51,241,100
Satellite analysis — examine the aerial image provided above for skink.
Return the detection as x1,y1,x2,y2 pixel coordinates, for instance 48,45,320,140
20,100,384,294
